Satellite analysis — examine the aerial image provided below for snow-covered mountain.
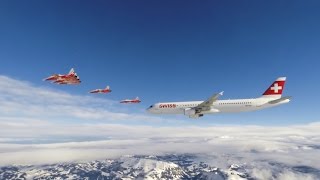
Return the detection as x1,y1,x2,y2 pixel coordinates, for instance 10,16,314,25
0,154,248,180
0,154,318,180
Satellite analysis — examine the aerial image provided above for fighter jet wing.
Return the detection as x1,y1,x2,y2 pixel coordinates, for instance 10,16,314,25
195,91,224,111
65,73,81,82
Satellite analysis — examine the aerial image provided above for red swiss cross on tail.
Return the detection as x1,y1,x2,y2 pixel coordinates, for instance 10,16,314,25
262,77,286,98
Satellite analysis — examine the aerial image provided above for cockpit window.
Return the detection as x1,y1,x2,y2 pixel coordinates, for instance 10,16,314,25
149,105,153,108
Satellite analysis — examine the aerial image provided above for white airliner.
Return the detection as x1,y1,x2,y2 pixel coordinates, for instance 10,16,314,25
147,77,291,118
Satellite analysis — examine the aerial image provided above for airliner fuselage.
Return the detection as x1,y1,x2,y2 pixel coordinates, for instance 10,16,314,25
147,77,291,118
148,98,289,115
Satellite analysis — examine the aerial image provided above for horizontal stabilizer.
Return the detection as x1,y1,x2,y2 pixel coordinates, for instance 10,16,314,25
268,96,292,104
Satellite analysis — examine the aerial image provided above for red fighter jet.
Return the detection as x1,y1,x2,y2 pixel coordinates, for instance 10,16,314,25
44,68,81,85
89,86,112,94
120,97,141,104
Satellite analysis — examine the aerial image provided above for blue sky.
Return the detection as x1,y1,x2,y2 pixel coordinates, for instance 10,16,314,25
0,0,320,125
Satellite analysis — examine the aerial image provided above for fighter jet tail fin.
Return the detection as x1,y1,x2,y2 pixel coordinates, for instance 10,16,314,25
68,68,75,75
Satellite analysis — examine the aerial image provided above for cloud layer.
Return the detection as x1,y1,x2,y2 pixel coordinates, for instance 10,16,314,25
0,123,319,168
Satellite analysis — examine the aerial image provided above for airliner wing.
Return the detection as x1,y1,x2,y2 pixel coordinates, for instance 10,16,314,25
196,91,224,111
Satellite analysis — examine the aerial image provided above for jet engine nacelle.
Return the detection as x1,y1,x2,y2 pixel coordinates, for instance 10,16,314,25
189,114,204,118
184,108,196,116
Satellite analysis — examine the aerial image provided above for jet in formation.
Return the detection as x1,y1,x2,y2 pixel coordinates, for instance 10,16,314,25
89,86,112,94
147,77,291,118
44,68,81,85
120,97,141,104
43,68,141,104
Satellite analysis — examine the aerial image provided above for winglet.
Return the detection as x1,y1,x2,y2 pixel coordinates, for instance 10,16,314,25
219,91,224,96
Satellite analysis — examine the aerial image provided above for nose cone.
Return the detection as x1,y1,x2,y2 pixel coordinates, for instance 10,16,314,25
146,105,154,113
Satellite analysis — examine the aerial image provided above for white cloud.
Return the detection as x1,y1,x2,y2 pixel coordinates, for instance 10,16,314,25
0,123,319,169
251,168,317,180
251,168,273,180
278,170,316,180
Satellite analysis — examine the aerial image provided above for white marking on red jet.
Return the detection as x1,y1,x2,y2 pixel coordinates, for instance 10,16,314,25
89,86,112,94
120,97,141,103
44,68,81,85
147,77,291,118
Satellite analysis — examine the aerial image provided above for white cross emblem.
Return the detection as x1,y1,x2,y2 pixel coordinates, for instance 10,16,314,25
270,83,282,93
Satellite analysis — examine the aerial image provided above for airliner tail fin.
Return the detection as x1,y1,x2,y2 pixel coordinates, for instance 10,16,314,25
261,77,286,99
